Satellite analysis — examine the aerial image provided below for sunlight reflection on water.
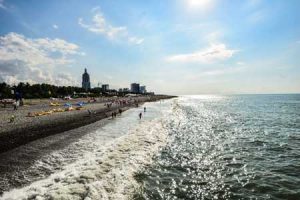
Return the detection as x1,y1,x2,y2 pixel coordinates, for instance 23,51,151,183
135,94,300,200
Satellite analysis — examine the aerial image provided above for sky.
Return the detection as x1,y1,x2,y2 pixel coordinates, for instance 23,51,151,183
0,0,299,95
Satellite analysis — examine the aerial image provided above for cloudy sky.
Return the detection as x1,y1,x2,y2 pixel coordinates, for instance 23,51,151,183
0,0,299,94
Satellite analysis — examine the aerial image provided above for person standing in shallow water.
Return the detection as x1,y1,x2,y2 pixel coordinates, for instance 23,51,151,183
139,112,142,119
144,107,146,112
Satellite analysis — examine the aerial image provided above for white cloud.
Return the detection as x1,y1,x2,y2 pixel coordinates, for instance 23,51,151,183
91,6,100,13
79,10,144,45
53,24,59,29
0,33,80,65
78,13,127,39
129,37,144,45
0,32,81,85
54,72,79,86
166,43,237,63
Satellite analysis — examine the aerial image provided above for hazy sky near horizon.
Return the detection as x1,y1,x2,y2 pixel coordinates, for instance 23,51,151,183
0,0,299,94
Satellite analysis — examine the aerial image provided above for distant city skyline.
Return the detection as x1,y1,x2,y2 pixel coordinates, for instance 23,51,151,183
0,0,299,94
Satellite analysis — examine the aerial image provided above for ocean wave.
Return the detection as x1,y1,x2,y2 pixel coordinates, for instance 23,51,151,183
1,118,168,200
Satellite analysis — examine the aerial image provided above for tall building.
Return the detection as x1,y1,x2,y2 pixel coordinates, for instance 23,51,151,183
140,86,146,94
102,84,109,91
82,68,91,91
130,83,140,93
119,88,130,93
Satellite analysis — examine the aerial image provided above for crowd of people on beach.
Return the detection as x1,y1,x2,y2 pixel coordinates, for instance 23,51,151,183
104,98,140,108
1,94,154,124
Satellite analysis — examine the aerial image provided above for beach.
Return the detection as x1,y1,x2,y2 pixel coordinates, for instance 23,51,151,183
0,98,173,197
0,95,175,153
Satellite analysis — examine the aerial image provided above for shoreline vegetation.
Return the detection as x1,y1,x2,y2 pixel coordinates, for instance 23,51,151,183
0,95,176,153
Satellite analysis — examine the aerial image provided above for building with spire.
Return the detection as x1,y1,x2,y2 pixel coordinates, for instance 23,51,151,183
82,68,91,91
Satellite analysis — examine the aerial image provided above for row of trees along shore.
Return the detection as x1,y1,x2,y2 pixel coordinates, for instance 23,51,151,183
0,82,119,99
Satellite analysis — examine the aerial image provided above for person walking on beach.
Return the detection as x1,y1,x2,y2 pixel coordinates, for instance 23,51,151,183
139,112,142,119
112,112,117,119
13,100,19,110
144,107,146,112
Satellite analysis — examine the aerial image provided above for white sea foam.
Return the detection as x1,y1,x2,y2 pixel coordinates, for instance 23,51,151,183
1,108,171,200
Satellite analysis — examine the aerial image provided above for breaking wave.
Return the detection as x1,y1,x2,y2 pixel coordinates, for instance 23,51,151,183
1,100,175,200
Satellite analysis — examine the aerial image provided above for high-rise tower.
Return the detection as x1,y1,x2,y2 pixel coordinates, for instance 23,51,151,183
82,68,91,91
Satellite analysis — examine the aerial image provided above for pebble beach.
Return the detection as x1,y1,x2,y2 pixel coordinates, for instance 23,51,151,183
0,95,174,153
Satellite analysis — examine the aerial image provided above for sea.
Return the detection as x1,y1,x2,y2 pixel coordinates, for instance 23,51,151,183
0,94,299,200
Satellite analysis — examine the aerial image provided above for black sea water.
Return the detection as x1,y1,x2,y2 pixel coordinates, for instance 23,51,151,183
135,94,300,200
0,95,299,200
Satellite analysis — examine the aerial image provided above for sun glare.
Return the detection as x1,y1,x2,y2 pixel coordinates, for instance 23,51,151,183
185,0,215,11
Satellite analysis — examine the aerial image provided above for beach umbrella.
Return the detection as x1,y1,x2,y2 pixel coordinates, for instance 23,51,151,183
64,103,71,107
76,102,84,106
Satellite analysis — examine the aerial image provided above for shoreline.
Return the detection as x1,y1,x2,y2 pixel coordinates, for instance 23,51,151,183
0,95,176,153
1,106,169,199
